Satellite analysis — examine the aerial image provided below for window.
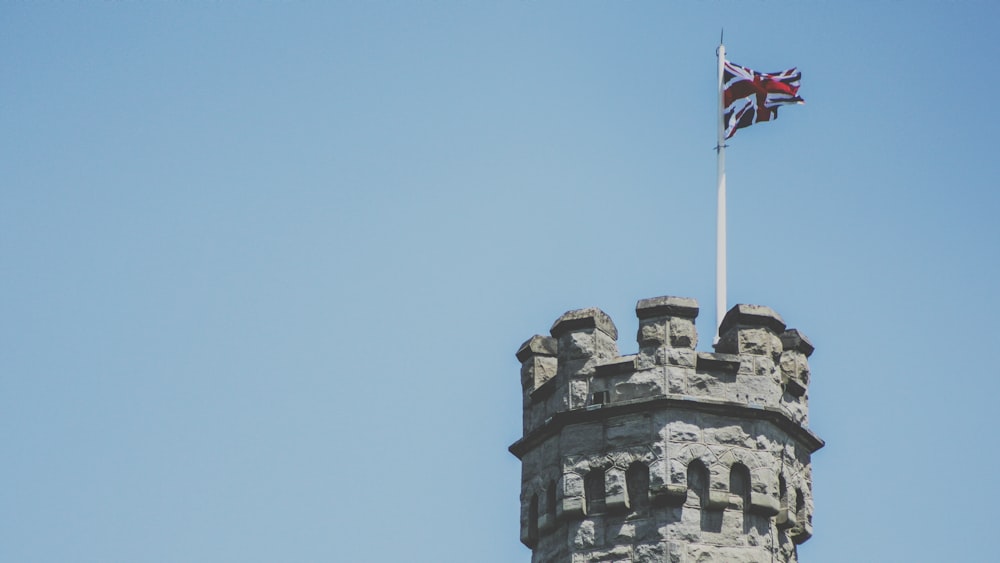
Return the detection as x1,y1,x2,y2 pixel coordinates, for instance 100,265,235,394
687,459,709,507
528,493,539,545
585,468,606,514
729,463,751,511
688,459,721,532
625,461,650,513
547,480,558,518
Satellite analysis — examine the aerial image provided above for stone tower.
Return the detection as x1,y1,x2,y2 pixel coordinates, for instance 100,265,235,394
509,296,822,563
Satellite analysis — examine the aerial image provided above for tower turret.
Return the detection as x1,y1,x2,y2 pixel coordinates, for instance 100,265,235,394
510,295,823,562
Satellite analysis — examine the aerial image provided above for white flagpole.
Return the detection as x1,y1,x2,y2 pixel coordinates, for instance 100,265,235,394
715,40,727,345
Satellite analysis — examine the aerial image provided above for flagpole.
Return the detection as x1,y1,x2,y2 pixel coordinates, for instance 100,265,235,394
715,40,727,345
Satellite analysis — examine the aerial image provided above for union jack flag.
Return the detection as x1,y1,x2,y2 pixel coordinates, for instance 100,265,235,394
723,61,804,139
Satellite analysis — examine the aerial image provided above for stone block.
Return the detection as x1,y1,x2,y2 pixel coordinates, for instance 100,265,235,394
780,329,814,357
593,330,620,361
665,366,688,394
635,296,699,319
551,307,618,340
705,490,730,510
669,317,698,348
561,330,602,360
517,334,559,362
636,350,657,370
663,348,697,368
784,377,806,398
719,304,786,336
740,374,781,406
633,542,667,563
775,507,797,530
570,379,590,409
531,376,557,403
562,422,603,455
779,352,805,382
791,521,813,544
605,468,628,513
668,422,701,443
637,319,666,346
525,401,545,433
613,371,665,402
709,426,752,448
752,355,776,377
562,473,586,519
667,458,686,485
571,520,598,549
606,414,649,447
749,492,780,516
524,356,557,390
561,358,596,379
695,352,740,373
650,483,687,506
612,522,635,543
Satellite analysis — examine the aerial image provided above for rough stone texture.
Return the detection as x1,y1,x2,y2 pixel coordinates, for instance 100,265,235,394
512,296,823,563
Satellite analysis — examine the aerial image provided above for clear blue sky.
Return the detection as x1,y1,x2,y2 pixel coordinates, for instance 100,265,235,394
3,3,998,562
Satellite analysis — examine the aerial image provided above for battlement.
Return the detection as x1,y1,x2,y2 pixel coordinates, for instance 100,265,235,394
511,295,822,562
515,296,816,438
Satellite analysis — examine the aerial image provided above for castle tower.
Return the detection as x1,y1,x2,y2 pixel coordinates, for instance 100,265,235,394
509,296,823,563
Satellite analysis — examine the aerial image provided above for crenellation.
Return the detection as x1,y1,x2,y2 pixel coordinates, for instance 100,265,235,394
512,295,822,562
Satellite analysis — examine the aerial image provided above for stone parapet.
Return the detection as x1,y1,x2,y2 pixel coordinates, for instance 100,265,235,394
515,297,814,419
512,294,822,563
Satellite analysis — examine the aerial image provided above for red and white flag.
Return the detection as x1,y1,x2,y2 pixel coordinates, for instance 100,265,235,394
723,61,804,139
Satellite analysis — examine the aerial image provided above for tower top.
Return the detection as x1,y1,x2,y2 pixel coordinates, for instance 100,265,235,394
511,295,821,562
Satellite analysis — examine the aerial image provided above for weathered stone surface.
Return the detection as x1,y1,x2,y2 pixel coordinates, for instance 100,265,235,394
780,329,814,357
571,520,597,549
561,422,603,455
635,296,699,319
523,356,558,392
696,352,740,373
663,348,697,368
513,296,821,563
613,371,664,403
776,507,797,530
705,490,730,510
637,319,666,346
518,334,559,362
711,426,752,447
669,422,701,443
605,414,649,448
750,492,780,516
595,355,637,377
552,307,619,339
561,330,604,360
605,468,628,512
719,304,786,335
669,317,697,348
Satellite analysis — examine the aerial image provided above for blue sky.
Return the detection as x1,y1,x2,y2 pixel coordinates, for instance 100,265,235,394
3,2,999,562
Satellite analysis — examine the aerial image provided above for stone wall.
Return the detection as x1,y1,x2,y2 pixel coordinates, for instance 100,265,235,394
510,296,822,563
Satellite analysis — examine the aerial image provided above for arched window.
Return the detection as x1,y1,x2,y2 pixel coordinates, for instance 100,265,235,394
686,459,709,507
625,461,650,513
688,459,721,532
547,480,558,518
729,463,751,511
528,493,539,545
584,468,606,514
795,488,806,523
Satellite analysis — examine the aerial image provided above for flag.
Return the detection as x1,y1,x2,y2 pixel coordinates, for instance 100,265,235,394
723,61,803,139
